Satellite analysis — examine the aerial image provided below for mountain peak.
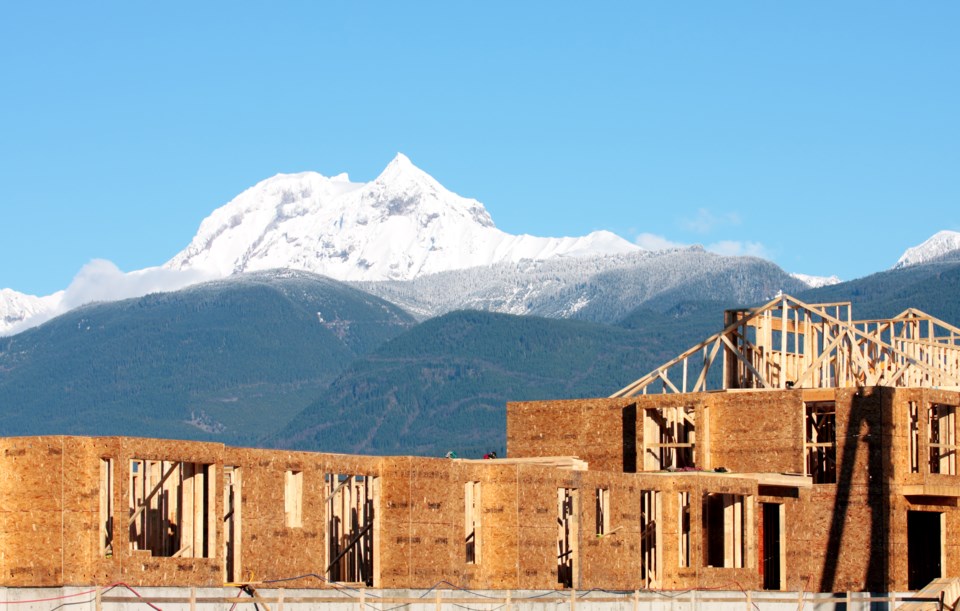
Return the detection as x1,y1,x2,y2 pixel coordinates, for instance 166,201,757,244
372,152,437,188
895,230,960,269
163,155,639,282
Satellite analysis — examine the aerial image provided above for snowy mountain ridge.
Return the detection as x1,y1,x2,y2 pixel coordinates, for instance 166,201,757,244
0,289,62,331
895,230,960,269
4,152,957,336
165,153,640,281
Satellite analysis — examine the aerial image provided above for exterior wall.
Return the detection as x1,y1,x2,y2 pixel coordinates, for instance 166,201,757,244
507,387,960,594
506,398,635,473
885,388,960,591
220,447,382,586
0,435,764,592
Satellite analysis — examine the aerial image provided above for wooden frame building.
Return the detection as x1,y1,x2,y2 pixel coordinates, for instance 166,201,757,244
0,296,957,593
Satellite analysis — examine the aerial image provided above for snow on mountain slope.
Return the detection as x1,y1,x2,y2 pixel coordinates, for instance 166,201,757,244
165,154,640,280
351,248,811,323
895,230,960,269
0,289,62,335
790,272,841,288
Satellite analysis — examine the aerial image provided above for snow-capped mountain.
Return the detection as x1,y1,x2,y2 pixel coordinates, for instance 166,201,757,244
895,230,960,269
166,153,640,281
0,289,62,335
790,272,841,289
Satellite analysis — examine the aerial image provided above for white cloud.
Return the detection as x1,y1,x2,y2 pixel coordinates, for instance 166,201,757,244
706,240,769,259
680,208,741,234
58,259,218,309
4,260,221,335
635,233,688,251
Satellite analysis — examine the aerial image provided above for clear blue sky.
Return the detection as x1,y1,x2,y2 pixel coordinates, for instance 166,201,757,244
2,3,958,296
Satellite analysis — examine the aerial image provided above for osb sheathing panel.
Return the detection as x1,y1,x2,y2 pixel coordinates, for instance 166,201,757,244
578,472,642,590
516,465,581,590
223,447,383,586
0,437,68,586
507,399,634,471
707,391,804,474
786,487,889,593
377,457,524,590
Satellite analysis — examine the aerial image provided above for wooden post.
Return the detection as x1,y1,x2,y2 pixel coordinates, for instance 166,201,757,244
633,589,639,611
189,587,196,611
571,587,576,611
278,588,285,611
95,585,102,611
745,590,752,611
505,590,512,611
436,588,442,611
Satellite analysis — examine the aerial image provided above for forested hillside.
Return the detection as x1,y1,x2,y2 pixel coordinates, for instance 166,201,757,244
272,305,720,457
0,271,415,444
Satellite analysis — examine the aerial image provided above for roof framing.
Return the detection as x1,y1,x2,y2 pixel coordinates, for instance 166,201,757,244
611,294,960,397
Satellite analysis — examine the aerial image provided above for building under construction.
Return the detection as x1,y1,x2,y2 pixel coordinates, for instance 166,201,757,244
1,295,958,595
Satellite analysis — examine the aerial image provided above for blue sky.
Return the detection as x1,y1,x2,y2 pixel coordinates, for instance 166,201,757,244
1,3,958,296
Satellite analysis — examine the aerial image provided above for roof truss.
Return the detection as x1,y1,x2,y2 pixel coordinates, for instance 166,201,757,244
611,294,960,398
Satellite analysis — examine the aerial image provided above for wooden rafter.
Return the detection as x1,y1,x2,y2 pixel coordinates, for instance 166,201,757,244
611,294,960,397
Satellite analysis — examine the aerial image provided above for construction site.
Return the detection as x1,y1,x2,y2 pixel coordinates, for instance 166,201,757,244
2,295,960,610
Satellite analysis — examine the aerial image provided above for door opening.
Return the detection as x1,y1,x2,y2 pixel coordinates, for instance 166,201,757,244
907,511,942,590
761,503,784,590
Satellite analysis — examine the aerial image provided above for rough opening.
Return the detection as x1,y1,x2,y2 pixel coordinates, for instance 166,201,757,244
100,458,114,557
643,406,696,470
640,489,661,587
556,487,578,588
909,401,920,474
465,481,481,564
703,492,747,568
908,510,942,590
128,459,216,558
595,488,609,536
678,491,691,568
929,404,957,475
223,466,241,583
326,473,377,586
804,401,837,484
761,503,785,590
284,470,303,527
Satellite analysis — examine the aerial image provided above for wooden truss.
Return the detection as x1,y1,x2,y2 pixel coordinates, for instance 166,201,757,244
611,294,960,397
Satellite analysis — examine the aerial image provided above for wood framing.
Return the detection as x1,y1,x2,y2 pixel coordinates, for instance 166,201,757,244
611,295,960,397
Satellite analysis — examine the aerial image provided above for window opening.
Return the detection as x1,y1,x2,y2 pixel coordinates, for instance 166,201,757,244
909,402,920,474
643,406,695,470
100,458,114,557
929,404,957,475
640,490,661,587
595,488,609,536
465,481,481,564
284,470,303,527
556,488,578,588
804,401,837,484
703,493,747,568
678,491,691,568
326,473,377,586
223,466,242,583
128,459,216,558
